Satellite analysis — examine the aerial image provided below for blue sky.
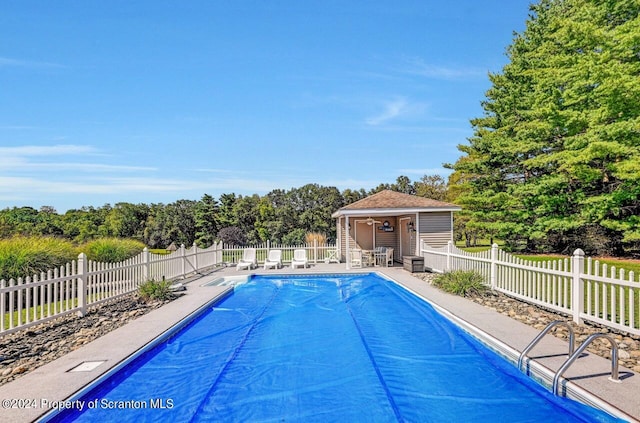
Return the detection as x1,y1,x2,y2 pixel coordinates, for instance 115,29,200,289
1,1,531,212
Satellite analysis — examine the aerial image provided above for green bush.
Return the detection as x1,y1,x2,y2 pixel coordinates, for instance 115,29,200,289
0,236,77,280
81,238,145,263
138,279,173,302
432,270,487,297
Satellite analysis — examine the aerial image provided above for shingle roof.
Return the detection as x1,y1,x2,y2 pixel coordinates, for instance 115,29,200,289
336,190,459,212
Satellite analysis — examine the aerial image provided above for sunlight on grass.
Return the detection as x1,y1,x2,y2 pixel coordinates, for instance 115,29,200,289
457,246,640,329
2,298,79,329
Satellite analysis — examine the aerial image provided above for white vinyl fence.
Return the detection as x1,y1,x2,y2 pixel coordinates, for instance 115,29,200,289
222,240,338,265
421,241,640,336
0,240,337,335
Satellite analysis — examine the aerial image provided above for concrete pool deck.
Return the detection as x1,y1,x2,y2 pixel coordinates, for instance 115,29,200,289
0,263,638,422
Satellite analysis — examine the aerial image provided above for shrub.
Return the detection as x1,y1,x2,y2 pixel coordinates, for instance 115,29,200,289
432,270,487,297
0,236,77,280
81,238,145,263
305,232,327,244
138,279,173,302
282,228,305,245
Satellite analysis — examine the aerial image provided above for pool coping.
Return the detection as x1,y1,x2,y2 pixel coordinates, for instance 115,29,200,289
0,264,638,422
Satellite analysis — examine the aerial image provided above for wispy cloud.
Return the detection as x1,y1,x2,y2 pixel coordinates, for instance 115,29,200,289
363,125,470,134
366,98,409,126
401,57,485,80
0,175,294,197
365,97,426,126
0,145,97,156
397,168,452,176
194,168,237,174
0,125,40,130
0,160,156,172
0,56,65,69
0,144,154,173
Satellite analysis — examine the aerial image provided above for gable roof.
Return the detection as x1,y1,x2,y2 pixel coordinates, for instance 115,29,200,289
332,190,460,217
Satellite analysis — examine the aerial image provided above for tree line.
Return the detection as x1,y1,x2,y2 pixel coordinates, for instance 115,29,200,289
0,176,448,249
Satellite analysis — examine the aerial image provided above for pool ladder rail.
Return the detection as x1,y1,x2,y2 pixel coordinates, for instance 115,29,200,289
517,320,621,396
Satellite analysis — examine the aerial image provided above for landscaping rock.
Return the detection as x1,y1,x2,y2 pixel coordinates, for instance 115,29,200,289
0,293,176,386
416,273,640,373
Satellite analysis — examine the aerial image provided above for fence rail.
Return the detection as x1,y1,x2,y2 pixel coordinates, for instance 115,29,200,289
1,240,337,335
421,241,640,336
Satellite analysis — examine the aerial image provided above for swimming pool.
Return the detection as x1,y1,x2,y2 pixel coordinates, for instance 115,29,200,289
48,273,621,422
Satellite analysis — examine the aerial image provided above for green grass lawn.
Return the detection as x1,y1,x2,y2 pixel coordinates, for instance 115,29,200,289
457,245,640,328
457,241,640,276
2,290,131,329
2,297,78,329
149,249,171,255
514,254,640,276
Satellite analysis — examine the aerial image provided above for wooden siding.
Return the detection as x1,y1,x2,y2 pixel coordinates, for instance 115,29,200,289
419,212,452,248
374,217,398,261
338,217,360,261
338,216,401,262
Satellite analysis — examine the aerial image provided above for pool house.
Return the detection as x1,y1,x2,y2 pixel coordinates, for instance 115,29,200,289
332,190,461,269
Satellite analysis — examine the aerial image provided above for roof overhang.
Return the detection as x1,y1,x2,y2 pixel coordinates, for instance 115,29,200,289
332,206,461,218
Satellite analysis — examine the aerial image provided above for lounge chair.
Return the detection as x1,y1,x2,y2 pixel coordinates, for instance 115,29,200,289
236,248,257,271
291,249,309,269
264,249,282,269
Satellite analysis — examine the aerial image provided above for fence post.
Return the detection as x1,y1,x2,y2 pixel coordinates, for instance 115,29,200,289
193,242,199,273
314,239,318,264
572,248,585,324
446,241,453,271
142,247,150,282
490,243,498,290
77,253,87,317
180,244,186,278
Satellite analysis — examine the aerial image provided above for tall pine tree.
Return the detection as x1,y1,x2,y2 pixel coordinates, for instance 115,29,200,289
449,0,640,255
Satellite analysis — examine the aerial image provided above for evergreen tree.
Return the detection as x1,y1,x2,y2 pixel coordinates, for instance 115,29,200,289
449,0,640,255
194,194,219,248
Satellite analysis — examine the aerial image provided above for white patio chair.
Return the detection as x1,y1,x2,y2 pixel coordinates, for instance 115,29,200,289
361,250,374,267
351,249,363,268
373,247,386,266
264,249,282,269
236,248,257,271
291,249,309,269
385,247,394,266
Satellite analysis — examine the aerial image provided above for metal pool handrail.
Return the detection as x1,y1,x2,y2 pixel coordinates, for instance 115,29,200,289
552,333,621,396
518,320,576,371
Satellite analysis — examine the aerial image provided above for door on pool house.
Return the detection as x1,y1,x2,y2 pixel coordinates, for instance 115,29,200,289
399,216,413,257
355,219,374,250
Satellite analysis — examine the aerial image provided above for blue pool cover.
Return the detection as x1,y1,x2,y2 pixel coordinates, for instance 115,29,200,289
51,274,622,422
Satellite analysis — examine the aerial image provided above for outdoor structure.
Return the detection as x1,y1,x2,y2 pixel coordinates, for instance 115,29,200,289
332,190,461,269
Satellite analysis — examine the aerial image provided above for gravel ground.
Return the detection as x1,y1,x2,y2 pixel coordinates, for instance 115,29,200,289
0,293,178,386
417,272,640,373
